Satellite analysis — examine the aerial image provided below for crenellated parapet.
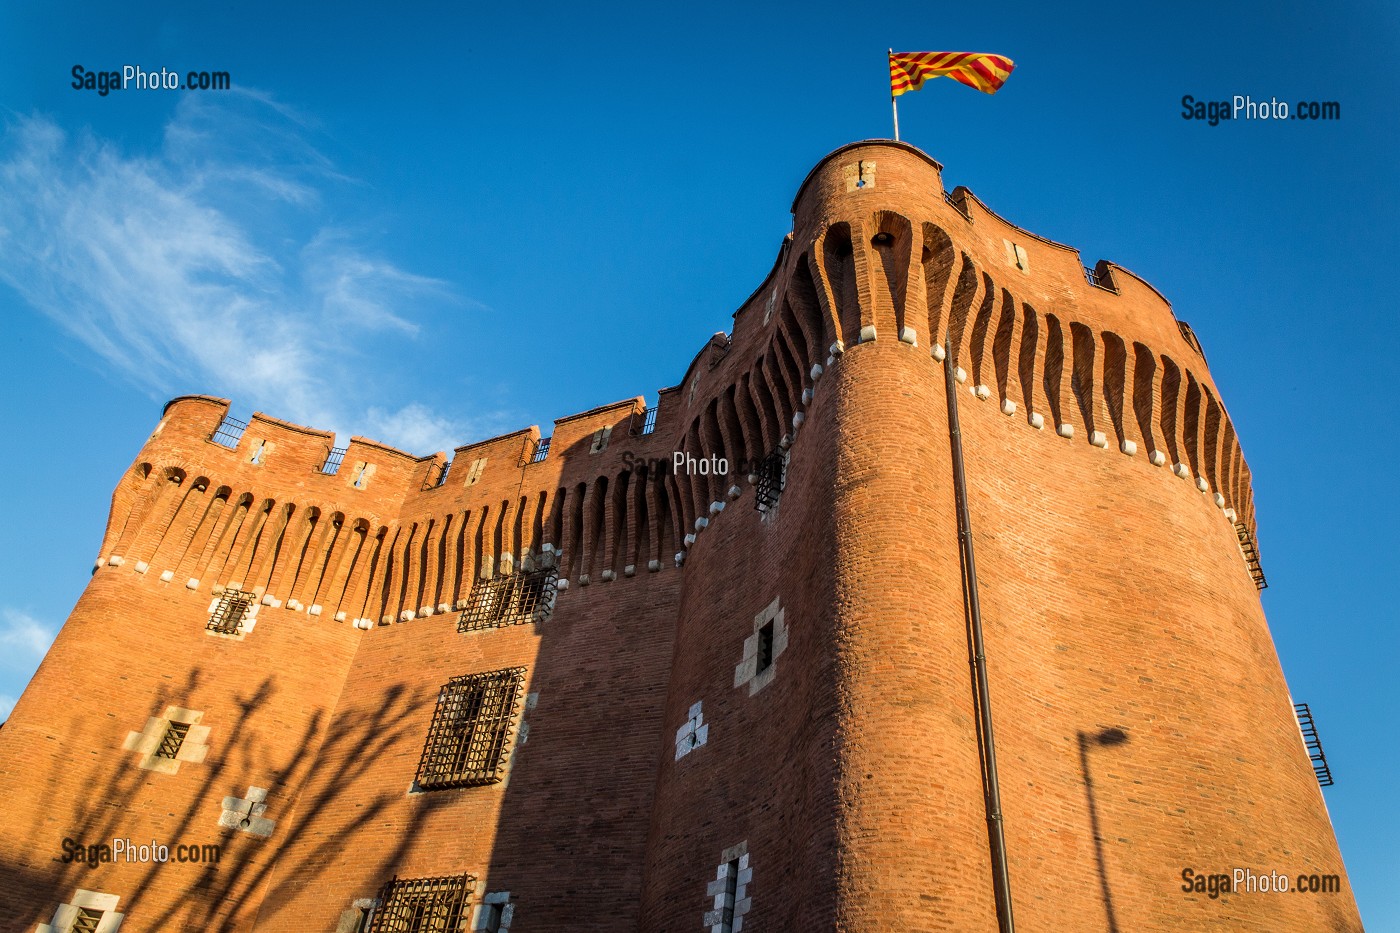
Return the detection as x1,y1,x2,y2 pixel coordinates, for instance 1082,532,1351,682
92,140,1267,644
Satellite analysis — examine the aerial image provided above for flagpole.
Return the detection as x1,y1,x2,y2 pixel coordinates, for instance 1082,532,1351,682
889,48,900,140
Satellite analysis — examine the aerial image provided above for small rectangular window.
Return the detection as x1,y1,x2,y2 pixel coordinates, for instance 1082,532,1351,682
720,859,740,933
756,621,775,674
207,588,252,635
416,668,527,789
155,721,190,760
367,873,474,933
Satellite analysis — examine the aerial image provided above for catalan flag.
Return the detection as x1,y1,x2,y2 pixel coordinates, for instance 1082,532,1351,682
889,51,1016,97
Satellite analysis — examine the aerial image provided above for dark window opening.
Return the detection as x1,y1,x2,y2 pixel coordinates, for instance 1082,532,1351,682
416,668,526,789
756,620,775,674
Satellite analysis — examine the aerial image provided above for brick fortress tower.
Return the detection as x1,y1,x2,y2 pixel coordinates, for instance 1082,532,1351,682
0,141,1363,932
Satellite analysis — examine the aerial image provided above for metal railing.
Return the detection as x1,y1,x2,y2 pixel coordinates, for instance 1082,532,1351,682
531,437,551,463
755,450,786,512
210,414,248,448
423,460,452,490
1294,703,1334,787
1084,265,1118,293
1233,522,1268,590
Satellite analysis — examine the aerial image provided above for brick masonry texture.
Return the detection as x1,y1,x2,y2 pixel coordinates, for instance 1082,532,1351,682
0,140,1361,932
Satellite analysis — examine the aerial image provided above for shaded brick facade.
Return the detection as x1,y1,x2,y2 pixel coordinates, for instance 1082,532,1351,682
0,141,1361,932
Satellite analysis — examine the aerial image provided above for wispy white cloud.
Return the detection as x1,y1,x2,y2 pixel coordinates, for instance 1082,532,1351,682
0,91,499,455
0,608,57,718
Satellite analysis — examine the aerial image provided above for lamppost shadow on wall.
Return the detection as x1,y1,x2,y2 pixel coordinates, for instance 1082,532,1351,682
1078,726,1129,933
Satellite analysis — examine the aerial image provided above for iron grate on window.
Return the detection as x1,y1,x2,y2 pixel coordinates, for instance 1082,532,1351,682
1294,703,1334,788
630,406,658,436
1083,265,1119,293
530,437,551,463
458,567,558,632
367,873,476,933
156,721,190,760
71,908,104,933
321,446,347,475
207,588,253,635
416,668,526,789
754,450,787,512
210,414,248,449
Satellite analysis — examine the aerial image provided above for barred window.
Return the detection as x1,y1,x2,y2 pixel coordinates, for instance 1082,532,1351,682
71,908,104,933
458,568,557,632
416,668,526,789
754,450,787,512
208,588,253,634
367,873,475,933
155,721,190,760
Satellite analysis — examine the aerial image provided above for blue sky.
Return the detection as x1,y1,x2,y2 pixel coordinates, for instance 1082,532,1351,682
1,0,1395,925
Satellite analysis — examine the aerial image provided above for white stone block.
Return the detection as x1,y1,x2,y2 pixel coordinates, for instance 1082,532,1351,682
801,387,813,405
335,610,347,622
1214,493,1226,507
684,533,696,547
308,604,324,617
262,594,277,606
955,367,967,384
1196,476,1210,492
579,573,591,585
1149,449,1167,466
648,559,661,572
810,363,823,380
624,564,636,577
159,569,175,582
899,326,917,346
134,561,148,574
973,384,991,400
418,606,434,617
727,485,742,500
710,501,724,515
555,578,569,591
381,614,393,625
1057,423,1074,438
1224,508,1238,522
675,551,686,566
1090,431,1108,448
829,340,845,356
1121,439,1138,456
1173,463,1191,479
695,517,709,531
601,569,615,582
932,343,947,362
779,433,792,449
792,411,805,428
1029,412,1045,430
859,324,877,343
1001,398,1017,416
108,555,124,567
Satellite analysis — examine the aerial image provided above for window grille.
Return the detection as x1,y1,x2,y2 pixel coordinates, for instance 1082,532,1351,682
629,406,658,436
1294,703,1334,787
458,568,558,632
207,588,253,635
156,721,190,760
71,908,104,933
423,461,452,491
754,450,786,512
415,668,526,789
321,446,347,475
210,414,248,448
530,437,551,463
367,873,476,933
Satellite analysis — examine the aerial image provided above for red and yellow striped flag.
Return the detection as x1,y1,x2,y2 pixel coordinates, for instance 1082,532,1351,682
889,51,1016,96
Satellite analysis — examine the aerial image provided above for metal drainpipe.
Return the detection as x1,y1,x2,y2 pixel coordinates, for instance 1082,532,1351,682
943,336,1017,933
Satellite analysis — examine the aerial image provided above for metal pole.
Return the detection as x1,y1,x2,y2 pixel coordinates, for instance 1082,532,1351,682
889,49,900,140
944,333,1016,933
